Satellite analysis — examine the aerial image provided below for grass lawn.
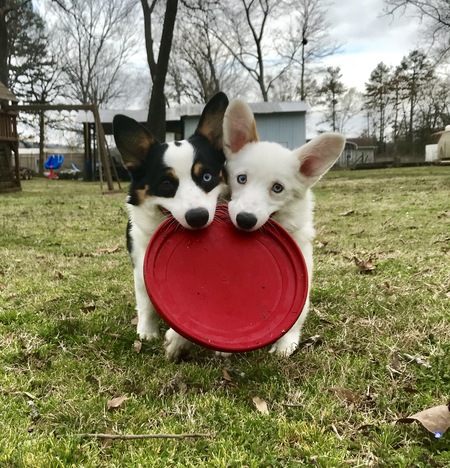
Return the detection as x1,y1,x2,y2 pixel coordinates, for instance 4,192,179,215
0,167,449,467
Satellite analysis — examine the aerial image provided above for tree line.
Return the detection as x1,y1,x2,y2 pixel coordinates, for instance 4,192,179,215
0,0,449,159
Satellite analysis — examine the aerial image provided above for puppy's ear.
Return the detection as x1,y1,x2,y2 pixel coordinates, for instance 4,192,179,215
195,92,229,150
113,115,156,169
294,133,345,187
223,99,259,157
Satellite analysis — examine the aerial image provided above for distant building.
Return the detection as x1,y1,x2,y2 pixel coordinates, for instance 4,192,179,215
426,125,450,163
335,137,377,168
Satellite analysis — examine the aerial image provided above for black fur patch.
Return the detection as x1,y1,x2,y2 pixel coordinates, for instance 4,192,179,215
189,134,225,193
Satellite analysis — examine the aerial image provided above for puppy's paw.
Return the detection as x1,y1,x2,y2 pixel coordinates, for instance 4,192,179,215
164,329,192,361
269,335,298,357
137,319,159,341
215,351,232,358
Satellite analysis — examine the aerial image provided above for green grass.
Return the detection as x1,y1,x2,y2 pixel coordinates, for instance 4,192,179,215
0,168,449,467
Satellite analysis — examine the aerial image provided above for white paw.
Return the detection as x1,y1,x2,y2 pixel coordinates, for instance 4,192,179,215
215,351,232,357
137,319,159,341
269,334,298,357
164,329,192,361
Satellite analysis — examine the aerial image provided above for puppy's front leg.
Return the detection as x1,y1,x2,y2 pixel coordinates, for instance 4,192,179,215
133,262,160,340
269,297,310,357
164,329,193,361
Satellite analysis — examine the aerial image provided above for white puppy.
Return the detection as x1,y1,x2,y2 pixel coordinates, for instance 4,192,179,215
223,99,345,356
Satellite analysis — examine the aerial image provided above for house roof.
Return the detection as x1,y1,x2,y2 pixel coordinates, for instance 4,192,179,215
0,81,18,102
75,100,310,124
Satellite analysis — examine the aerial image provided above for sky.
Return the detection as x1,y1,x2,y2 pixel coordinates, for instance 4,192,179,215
303,0,425,136
320,0,421,92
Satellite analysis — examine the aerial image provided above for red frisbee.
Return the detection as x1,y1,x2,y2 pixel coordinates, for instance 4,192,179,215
143,205,308,352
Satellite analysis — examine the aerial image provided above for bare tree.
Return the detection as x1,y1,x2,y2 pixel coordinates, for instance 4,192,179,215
166,1,246,104
141,0,178,140
213,0,287,101
284,0,341,101
385,0,450,63
48,0,140,106
335,88,363,134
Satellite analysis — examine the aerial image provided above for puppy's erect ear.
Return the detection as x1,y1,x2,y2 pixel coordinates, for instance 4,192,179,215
294,133,346,187
195,92,229,150
223,99,259,157
113,115,156,169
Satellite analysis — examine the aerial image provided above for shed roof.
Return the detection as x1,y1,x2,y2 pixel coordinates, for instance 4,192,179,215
0,81,18,102
76,100,309,124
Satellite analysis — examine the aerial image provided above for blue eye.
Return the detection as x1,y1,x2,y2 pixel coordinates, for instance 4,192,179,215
203,173,212,182
272,183,284,193
237,174,247,184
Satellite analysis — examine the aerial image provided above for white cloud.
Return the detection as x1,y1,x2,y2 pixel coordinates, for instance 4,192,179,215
319,0,422,91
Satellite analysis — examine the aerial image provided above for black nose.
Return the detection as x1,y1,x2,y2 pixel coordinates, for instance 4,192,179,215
236,212,257,230
185,207,209,228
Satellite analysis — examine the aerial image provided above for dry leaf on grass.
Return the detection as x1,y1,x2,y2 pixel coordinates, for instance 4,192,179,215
329,387,361,404
340,210,355,216
107,396,128,410
353,256,376,273
133,340,142,353
397,403,450,437
81,301,96,313
130,316,139,326
222,369,233,383
252,396,269,415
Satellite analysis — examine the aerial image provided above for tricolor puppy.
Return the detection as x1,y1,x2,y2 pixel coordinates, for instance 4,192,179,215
223,99,345,356
113,92,229,360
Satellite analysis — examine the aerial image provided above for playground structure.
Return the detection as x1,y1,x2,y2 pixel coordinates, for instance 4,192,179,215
0,81,21,193
8,103,120,193
44,153,64,179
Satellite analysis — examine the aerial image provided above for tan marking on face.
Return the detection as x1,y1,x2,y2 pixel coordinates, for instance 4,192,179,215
135,184,150,204
193,162,204,177
165,168,178,180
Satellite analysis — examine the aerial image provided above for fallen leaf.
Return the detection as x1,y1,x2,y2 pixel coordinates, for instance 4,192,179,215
131,316,138,326
329,387,361,404
340,210,355,216
102,428,114,448
353,256,376,273
107,396,128,410
316,240,328,249
397,403,450,436
252,396,269,415
81,301,96,313
133,340,142,353
222,369,233,382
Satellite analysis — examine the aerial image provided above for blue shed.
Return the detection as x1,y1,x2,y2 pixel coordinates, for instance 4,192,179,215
182,101,309,150
82,100,309,151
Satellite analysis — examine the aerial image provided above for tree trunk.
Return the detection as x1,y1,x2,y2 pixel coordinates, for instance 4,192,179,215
0,0,9,86
146,0,178,141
